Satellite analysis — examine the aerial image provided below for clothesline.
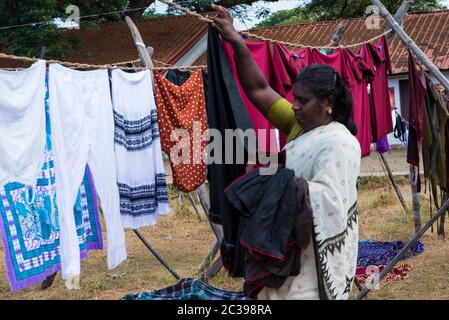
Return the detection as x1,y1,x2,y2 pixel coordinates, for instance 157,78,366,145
158,0,394,50
0,52,207,71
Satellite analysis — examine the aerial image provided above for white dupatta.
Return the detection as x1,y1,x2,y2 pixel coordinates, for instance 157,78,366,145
285,121,361,300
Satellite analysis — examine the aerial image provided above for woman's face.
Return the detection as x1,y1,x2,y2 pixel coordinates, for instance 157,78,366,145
292,82,332,132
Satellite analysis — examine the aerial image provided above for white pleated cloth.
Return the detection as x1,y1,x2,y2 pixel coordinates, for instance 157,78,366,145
48,64,127,281
0,60,46,187
111,69,170,229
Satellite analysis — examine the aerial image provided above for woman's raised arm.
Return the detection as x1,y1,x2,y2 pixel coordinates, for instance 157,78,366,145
209,4,281,117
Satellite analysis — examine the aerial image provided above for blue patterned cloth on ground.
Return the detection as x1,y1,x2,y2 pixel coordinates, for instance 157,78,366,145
0,77,103,291
357,240,424,268
121,278,249,300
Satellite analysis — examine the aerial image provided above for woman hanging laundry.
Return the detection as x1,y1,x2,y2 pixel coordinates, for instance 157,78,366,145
210,5,361,300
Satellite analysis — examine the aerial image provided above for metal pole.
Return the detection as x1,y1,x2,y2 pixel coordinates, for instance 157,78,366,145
371,0,449,91
133,229,181,281
356,196,449,299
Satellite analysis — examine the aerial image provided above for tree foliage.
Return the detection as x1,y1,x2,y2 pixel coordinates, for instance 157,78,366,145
0,0,275,60
257,0,446,28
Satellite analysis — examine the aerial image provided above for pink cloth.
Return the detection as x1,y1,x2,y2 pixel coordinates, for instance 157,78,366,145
359,36,394,142
222,39,279,153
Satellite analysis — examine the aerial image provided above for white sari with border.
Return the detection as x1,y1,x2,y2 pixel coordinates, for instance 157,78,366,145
258,121,361,300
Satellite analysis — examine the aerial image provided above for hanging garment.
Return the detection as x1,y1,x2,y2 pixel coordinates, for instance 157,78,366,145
359,36,394,142
256,119,360,300
0,85,102,292
272,46,373,157
206,26,254,277
111,69,170,229
165,69,209,107
345,50,375,157
222,39,280,153
271,44,313,149
225,168,313,299
422,76,449,198
48,64,126,281
407,52,427,168
0,60,46,187
153,69,208,193
0,164,102,291
271,44,313,100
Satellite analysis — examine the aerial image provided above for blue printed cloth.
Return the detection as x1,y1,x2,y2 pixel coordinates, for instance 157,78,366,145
357,240,424,268
122,278,248,300
0,75,103,291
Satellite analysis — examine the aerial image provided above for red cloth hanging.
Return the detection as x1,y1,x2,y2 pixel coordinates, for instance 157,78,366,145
222,39,279,153
359,36,394,142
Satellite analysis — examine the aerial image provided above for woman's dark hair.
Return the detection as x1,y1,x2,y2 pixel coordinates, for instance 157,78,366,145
294,64,358,136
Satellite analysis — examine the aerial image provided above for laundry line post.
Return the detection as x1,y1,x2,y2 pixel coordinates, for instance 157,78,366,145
124,16,181,281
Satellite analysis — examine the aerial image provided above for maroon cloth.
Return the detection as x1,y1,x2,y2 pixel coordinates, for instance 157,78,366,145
359,36,394,142
271,43,374,157
310,49,373,157
407,52,427,167
270,43,313,149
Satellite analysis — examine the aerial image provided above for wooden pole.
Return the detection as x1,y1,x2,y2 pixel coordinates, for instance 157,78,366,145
384,0,414,40
378,152,410,215
125,16,154,69
326,22,348,55
371,0,449,91
356,196,449,300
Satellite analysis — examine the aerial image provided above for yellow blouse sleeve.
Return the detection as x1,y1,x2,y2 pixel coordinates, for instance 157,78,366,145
267,98,303,142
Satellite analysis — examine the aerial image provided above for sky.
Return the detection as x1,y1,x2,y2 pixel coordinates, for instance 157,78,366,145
152,0,305,30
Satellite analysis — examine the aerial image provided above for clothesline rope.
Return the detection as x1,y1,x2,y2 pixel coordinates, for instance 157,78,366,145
158,0,393,49
0,52,206,71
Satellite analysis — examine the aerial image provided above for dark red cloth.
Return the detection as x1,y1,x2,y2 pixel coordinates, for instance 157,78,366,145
359,36,394,142
270,43,313,149
407,52,427,167
310,49,373,157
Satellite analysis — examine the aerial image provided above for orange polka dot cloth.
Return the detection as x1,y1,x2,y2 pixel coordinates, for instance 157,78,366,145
153,70,208,193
